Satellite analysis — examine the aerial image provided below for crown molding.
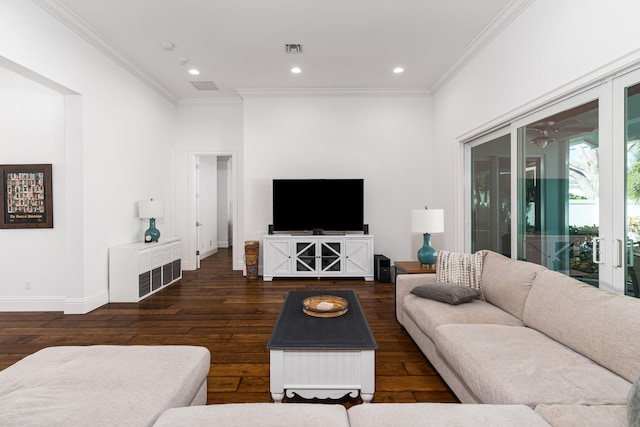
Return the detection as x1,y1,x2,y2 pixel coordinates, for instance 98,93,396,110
33,0,178,104
237,88,431,99
431,0,534,94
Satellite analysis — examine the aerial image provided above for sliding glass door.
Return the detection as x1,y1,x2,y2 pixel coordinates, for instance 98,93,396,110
468,69,640,297
516,99,601,287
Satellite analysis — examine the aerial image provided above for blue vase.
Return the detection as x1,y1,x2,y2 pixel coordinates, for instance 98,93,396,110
417,233,437,265
145,218,161,243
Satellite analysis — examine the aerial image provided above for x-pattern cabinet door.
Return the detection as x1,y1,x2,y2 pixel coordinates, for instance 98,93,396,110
345,239,373,277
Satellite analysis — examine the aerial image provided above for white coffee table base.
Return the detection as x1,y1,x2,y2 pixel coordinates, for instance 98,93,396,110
270,349,375,403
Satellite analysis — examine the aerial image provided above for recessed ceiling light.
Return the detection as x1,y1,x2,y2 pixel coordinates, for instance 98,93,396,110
393,67,405,74
291,67,302,74
188,68,200,75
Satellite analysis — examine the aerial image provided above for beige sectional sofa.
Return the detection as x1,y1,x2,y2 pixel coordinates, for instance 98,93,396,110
396,250,640,426
3,252,639,427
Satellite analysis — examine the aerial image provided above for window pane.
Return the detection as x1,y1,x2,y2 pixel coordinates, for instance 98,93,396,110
517,101,600,287
471,135,510,256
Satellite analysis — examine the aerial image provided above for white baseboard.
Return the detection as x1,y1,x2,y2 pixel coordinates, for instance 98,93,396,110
0,290,109,314
200,247,219,260
0,296,65,312
64,290,109,314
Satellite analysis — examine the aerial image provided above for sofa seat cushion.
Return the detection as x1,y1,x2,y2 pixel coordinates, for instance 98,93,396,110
347,403,551,427
432,324,631,407
0,345,210,427
534,404,628,427
154,403,350,427
402,294,523,339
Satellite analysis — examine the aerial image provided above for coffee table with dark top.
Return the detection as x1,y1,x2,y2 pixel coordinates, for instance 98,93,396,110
267,290,378,403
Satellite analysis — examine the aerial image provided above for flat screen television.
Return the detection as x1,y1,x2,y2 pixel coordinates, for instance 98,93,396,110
272,179,364,233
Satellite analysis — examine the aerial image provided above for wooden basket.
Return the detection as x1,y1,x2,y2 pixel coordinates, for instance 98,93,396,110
302,295,348,318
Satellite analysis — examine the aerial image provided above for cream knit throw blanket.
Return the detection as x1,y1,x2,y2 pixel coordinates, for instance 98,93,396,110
435,250,487,300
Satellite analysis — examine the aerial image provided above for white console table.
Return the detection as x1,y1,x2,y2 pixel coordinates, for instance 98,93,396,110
263,234,374,281
108,237,182,302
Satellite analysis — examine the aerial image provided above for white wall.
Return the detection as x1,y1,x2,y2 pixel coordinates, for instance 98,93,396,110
174,100,244,270
243,94,433,265
433,0,640,251
0,1,177,312
0,67,67,307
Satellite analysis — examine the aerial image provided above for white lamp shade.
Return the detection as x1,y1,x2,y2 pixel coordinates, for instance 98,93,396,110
138,199,165,219
411,209,444,233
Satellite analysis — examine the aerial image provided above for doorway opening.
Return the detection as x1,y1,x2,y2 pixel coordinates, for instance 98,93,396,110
193,153,236,270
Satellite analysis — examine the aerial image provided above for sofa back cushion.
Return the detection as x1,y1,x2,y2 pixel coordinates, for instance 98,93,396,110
481,251,545,320
524,269,640,383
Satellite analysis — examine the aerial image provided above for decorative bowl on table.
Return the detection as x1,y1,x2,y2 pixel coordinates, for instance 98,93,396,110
302,295,349,318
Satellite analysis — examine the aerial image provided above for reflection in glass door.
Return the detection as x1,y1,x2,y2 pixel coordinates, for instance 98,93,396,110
517,100,600,287
470,134,511,256
625,83,640,297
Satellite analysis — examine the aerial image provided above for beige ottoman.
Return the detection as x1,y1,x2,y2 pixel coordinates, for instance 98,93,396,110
0,345,210,427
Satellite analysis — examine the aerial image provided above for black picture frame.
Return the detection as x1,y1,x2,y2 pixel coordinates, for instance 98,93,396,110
0,164,53,229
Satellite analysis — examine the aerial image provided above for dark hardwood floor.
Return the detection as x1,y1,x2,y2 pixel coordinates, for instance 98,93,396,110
0,249,457,405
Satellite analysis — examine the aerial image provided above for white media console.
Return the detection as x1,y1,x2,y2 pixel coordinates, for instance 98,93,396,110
108,237,182,302
262,234,374,281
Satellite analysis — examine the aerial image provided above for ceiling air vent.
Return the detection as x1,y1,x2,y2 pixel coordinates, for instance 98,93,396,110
190,81,218,91
285,44,303,54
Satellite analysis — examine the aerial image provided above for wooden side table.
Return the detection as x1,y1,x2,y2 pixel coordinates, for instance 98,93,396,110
394,261,436,276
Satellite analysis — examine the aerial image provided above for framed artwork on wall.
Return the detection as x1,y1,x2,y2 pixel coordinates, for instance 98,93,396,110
0,164,53,229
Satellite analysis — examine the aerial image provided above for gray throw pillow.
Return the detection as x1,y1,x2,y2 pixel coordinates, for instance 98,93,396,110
629,376,640,427
411,282,481,305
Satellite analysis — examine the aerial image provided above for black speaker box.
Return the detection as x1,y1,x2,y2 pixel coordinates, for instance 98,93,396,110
374,254,391,283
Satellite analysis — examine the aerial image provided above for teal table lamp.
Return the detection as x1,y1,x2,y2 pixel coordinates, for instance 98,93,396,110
138,199,165,243
411,207,444,265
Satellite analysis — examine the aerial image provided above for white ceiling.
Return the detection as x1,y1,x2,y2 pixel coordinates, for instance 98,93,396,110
51,0,521,101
